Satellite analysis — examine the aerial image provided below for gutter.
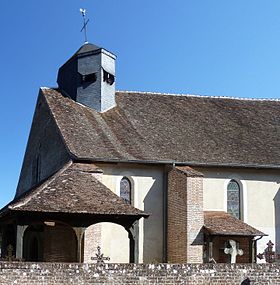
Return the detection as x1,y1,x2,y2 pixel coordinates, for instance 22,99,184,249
252,235,264,263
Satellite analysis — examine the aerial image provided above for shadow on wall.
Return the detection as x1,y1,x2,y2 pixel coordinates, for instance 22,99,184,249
274,188,280,253
191,228,204,246
143,174,163,263
201,169,280,183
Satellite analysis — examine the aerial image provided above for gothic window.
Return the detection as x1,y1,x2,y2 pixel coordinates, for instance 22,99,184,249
120,177,132,204
227,180,241,219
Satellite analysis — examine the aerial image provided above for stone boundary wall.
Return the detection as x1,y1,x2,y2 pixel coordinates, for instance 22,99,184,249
0,262,280,284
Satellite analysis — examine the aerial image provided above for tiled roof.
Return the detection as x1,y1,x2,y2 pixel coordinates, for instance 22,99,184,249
175,166,204,177
42,88,280,168
6,162,148,217
204,211,266,236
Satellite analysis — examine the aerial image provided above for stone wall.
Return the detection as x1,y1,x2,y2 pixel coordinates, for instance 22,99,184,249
0,262,280,284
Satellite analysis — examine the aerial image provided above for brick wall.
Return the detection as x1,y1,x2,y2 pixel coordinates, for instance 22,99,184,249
167,167,204,263
212,236,252,263
186,176,204,263
0,262,280,284
84,224,101,263
44,224,77,262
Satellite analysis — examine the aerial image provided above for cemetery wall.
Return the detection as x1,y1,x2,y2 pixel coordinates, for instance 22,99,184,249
0,262,280,284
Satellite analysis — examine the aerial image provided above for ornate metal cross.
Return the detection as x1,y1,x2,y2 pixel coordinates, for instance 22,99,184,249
224,239,243,263
80,8,89,43
91,246,110,264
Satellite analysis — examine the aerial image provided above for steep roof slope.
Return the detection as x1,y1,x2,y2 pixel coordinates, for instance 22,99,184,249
42,88,280,168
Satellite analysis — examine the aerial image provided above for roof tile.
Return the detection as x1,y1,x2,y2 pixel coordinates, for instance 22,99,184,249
42,88,280,168
8,162,148,217
204,211,266,236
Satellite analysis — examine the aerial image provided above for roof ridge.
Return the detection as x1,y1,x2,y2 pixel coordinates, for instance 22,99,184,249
42,87,280,102
116,90,280,102
10,161,73,210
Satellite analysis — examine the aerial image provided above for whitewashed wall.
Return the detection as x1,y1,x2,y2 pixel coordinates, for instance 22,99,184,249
96,164,164,263
200,167,280,257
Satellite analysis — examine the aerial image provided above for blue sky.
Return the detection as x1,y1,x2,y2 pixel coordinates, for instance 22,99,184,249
1,0,280,208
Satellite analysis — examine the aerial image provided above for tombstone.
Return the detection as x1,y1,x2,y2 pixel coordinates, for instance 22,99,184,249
256,240,278,263
224,239,243,263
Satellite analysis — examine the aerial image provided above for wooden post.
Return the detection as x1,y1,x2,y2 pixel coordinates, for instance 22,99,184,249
16,225,28,259
73,227,86,263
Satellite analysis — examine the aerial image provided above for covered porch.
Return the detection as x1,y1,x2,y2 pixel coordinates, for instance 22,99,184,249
203,211,266,263
0,163,148,263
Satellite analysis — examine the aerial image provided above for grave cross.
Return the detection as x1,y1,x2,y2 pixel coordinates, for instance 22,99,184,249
6,244,14,261
224,239,244,263
91,246,110,264
80,8,89,43
1,244,20,261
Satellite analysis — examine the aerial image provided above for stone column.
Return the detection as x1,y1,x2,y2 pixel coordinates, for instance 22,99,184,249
16,225,28,259
73,227,86,262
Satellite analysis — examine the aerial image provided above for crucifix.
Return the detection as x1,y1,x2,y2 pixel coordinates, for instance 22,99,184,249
80,8,89,43
224,239,244,263
91,246,110,265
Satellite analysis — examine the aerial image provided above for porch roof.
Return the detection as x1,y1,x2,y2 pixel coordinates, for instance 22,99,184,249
0,162,148,219
204,211,266,237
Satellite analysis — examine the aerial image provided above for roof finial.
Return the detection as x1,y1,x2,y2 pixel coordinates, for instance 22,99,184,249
80,8,89,44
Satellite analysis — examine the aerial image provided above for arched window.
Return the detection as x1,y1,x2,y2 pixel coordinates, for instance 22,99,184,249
120,177,132,204
227,180,241,219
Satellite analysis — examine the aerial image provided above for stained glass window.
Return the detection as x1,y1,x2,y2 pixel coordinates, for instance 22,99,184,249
120,177,131,204
227,180,241,219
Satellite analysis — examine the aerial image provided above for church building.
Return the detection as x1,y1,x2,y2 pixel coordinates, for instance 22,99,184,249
1,41,279,264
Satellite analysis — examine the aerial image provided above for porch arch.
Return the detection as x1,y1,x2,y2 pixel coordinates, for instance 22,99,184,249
23,221,77,262
23,225,43,261
83,222,132,263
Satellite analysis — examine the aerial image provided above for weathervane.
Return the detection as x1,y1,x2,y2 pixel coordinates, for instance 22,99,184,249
80,8,89,43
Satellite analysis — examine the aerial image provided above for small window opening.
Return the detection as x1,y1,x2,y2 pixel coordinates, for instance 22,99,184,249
32,153,41,186
35,155,41,183
81,73,97,84
103,70,115,85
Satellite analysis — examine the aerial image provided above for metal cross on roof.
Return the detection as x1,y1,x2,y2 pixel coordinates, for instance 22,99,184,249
91,246,110,264
80,8,89,43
